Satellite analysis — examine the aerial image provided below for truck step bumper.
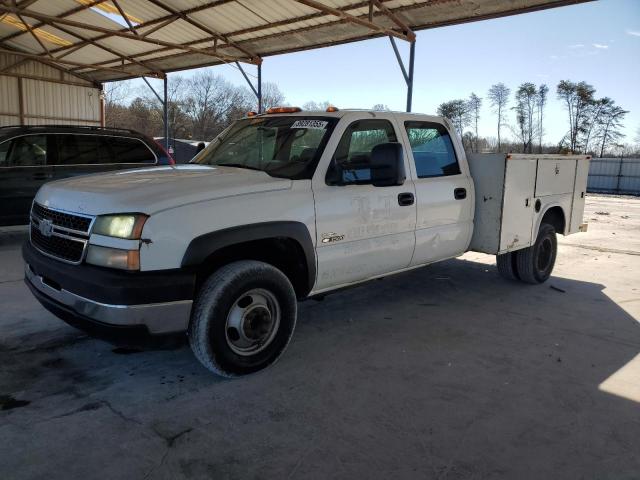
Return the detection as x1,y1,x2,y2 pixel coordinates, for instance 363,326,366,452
25,263,192,335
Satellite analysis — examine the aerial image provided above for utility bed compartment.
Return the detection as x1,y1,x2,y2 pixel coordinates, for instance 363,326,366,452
467,153,590,255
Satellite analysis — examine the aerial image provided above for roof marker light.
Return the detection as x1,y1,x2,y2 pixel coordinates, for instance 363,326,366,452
266,107,302,114
326,106,339,112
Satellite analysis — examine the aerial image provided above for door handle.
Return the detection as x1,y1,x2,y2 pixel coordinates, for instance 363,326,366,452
398,192,415,206
454,188,467,200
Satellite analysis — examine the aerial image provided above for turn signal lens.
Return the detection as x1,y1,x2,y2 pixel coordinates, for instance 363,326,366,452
86,245,140,271
266,106,301,114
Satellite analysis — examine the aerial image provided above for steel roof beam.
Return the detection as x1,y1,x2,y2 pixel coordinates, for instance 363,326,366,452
41,0,241,58
0,0,111,42
37,0,395,73
63,1,407,75
45,21,165,78
0,46,150,78
372,0,415,42
0,5,257,65
294,0,412,42
144,0,261,63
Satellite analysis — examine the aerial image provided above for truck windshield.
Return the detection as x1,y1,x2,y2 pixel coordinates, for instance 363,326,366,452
192,116,337,179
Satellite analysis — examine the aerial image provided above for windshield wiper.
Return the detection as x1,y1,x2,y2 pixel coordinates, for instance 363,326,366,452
216,163,264,172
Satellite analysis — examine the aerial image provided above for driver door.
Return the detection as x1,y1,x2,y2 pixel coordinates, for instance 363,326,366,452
312,116,417,292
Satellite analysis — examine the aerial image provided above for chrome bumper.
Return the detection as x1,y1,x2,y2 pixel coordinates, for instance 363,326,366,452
25,265,192,334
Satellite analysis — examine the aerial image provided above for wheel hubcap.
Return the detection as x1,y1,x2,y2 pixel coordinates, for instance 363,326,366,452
225,289,280,356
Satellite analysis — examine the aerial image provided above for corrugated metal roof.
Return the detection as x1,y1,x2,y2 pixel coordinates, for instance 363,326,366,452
0,0,592,83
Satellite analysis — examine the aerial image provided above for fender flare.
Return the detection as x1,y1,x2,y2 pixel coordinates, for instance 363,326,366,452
181,221,316,292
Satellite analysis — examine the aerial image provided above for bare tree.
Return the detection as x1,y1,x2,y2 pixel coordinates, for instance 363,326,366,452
487,83,510,152
595,102,628,157
513,83,537,153
303,101,333,111
437,99,470,137
185,72,251,139
467,93,482,152
260,82,286,111
536,84,548,153
556,80,595,152
581,97,611,154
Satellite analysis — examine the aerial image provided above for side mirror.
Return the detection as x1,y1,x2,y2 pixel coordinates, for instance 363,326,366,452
370,142,406,187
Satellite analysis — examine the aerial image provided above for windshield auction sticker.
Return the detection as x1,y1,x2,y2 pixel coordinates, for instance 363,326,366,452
291,120,328,129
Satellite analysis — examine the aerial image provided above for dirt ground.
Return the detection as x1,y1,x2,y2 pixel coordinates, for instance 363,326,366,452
1,194,638,480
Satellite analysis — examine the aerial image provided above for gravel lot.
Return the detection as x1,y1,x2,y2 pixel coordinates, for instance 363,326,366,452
1,194,639,480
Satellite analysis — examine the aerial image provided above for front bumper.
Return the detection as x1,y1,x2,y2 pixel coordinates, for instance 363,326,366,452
23,242,195,335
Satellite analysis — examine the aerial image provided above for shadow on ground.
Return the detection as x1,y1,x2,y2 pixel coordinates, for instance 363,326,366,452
1,255,639,480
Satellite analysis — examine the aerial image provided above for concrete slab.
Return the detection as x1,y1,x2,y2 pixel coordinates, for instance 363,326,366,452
1,195,639,480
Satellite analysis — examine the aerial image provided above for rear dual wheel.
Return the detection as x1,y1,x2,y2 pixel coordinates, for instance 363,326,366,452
496,223,557,284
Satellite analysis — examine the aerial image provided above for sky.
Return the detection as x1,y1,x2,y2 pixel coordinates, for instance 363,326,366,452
131,0,640,145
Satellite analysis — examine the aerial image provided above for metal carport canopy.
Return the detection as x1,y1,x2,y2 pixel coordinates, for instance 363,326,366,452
0,0,591,144
0,0,591,83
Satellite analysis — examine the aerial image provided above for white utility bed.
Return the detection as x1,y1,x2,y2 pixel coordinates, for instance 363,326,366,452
467,153,590,255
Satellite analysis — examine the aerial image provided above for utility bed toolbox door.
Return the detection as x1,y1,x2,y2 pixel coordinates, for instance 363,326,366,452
535,158,577,196
499,158,537,252
569,158,590,233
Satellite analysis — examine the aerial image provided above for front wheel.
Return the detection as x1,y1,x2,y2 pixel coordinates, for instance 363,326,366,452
188,260,297,377
515,223,558,284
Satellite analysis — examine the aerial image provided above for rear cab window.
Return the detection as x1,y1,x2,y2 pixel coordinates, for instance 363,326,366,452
404,121,461,178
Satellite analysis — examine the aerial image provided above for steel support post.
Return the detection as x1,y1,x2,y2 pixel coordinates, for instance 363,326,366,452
406,40,415,112
389,36,416,112
163,76,169,152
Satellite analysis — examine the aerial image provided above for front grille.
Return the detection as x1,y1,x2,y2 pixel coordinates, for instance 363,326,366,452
30,203,94,264
31,225,86,263
32,203,92,233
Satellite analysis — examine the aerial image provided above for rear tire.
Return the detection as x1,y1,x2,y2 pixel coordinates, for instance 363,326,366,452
496,252,519,281
516,223,557,284
188,260,297,377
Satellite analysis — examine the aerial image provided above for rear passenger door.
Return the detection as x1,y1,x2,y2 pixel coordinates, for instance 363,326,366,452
400,120,474,266
0,134,52,226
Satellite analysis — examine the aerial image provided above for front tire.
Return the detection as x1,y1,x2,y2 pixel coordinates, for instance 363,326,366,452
516,223,558,284
188,260,297,377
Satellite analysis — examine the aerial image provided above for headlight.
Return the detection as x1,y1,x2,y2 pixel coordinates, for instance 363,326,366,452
93,214,147,239
86,245,140,270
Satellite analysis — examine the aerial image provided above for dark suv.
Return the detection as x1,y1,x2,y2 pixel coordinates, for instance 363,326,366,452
0,125,173,226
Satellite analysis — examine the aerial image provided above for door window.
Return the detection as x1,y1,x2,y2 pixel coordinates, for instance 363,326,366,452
3,135,47,167
327,119,397,185
54,134,105,165
404,122,460,178
106,137,156,164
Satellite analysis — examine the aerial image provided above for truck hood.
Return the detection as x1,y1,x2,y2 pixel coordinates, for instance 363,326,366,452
35,165,292,216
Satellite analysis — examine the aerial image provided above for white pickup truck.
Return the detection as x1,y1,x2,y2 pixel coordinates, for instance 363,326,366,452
23,107,590,377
